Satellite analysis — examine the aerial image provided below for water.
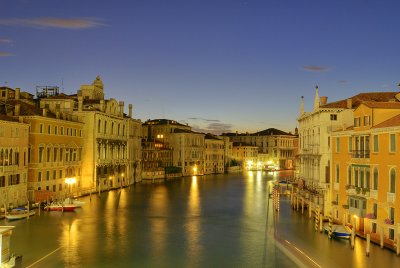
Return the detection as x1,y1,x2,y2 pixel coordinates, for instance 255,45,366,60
3,172,296,268
4,171,399,267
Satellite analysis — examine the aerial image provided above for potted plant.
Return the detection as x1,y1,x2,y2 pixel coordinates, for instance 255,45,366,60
384,218,394,225
365,213,376,219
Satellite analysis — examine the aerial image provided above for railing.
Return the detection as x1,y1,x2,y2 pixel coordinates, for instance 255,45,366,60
370,190,378,199
351,150,370,159
387,192,396,203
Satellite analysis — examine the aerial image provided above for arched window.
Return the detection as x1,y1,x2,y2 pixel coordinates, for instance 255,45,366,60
0,149,3,165
373,167,378,190
390,168,396,193
98,119,101,133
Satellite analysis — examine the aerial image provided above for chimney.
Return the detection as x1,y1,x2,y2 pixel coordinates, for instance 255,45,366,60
129,104,132,118
78,96,83,112
100,100,105,112
119,101,124,116
43,108,47,117
320,96,328,106
15,88,20,100
347,98,352,109
15,104,20,116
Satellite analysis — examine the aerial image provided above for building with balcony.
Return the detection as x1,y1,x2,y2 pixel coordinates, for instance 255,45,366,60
231,142,258,170
0,115,29,208
298,86,399,213
331,97,400,245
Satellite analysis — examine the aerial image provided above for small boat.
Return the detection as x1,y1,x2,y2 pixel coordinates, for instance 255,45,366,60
324,223,352,239
62,197,85,207
5,207,35,221
44,203,78,212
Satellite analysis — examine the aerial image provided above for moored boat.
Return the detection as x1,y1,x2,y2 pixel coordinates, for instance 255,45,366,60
44,203,78,212
5,208,35,221
62,197,85,207
324,223,352,239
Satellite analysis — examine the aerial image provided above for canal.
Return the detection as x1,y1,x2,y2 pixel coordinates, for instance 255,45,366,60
2,172,400,267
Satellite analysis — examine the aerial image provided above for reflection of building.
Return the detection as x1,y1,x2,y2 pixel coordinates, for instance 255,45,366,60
222,128,298,170
204,134,224,174
0,115,29,207
332,99,400,246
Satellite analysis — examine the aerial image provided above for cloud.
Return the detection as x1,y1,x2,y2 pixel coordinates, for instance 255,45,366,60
0,39,13,44
0,17,106,29
187,117,220,122
302,65,330,72
192,122,233,135
0,52,14,57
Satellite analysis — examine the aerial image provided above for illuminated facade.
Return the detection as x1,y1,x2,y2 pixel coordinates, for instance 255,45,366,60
332,100,400,245
0,116,29,207
297,87,397,212
204,134,225,174
222,128,298,170
231,142,258,170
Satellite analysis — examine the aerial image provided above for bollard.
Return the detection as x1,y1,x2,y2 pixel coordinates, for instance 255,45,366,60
309,203,312,218
328,213,332,239
315,210,319,231
380,227,384,249
277,192,280,212
366,233,370,256
319,213,323,232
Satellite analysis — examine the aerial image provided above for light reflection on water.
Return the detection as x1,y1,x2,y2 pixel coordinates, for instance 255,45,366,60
5,172,299,268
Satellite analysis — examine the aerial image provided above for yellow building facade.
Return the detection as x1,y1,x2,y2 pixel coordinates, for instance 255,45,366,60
332,101,400,245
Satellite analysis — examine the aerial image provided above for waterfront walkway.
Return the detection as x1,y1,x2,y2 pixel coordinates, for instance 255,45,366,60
273,196,400,267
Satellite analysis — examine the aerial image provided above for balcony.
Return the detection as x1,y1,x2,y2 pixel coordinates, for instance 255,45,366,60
387,192,396,203
345,185,356,195
334,182,339,191
351,149,370,159
370,190,378,200
0,165,18,173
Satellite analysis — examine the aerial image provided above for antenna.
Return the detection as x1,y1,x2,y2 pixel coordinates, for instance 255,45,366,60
61,78,64,93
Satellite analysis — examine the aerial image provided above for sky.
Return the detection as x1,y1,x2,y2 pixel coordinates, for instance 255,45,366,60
1,0,400,134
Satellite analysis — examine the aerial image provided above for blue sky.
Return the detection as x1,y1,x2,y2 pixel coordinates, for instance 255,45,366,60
1,0,400,134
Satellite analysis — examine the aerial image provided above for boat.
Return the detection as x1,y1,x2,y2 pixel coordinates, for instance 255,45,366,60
324,223,352,239
5,208,35,221
44,203,78,212
62,197,85,207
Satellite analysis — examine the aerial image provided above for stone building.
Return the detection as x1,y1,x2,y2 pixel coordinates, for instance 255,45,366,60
204,133,225,174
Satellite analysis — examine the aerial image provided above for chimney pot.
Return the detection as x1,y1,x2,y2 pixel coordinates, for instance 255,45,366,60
347,98,352,109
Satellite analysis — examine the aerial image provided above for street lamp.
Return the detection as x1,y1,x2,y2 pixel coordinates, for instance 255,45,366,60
65,177,76,198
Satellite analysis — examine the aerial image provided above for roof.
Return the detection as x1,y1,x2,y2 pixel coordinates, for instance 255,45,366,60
173,128,204,135
321,92,399,109
42,93,75,100
372,114,400,129
0,114,20,122
222,128,295,137
361,101,400,109
205,133,222,140
232,142,257,147
2,99,57,118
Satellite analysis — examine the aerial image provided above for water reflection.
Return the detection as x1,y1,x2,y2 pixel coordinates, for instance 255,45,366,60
60,219,80,267
185,176,203,264
149,185,169,262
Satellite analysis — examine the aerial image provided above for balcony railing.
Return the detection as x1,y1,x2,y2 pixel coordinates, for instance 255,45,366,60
370,190,378,199
351,149,370,159
387,192,396,203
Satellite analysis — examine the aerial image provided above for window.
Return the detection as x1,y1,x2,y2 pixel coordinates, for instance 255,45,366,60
354,117,360,127
38,147,44,163
373,167,378,190
390,207,395,222
336,137,340,153
40,124,43,133
360,169,364,188
355,169,359,187
47,171,50,180
348,166,352,185
61,127,64,135
47,148,51,162
55,126,58,135
364,116,370,126
38,172,42,182
330,114,337,121
390,168,396,193
47,125,51,134
348,137,352,152
53,170,56,180
336,164,340,183
389,228,395,240
390,133,396,153
366,169,370,189
373,135,379,153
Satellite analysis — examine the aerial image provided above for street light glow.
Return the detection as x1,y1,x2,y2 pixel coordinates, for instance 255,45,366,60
65,177,76,185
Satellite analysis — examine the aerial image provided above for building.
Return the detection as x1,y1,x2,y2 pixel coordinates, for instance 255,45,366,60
1,87,84,201
222,128,298,170
204,133,225,174
231,142,258,170
297,85,399,213
331,99,400,246
0,115,29,208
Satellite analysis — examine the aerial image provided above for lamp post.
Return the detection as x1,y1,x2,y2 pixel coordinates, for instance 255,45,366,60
65,177,76,199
